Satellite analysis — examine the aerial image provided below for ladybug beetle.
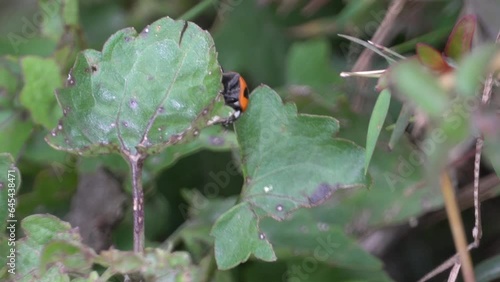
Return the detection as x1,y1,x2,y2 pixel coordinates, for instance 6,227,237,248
220,71,249,126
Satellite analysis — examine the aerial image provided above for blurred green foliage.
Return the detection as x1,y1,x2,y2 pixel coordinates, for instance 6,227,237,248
1,0,500,281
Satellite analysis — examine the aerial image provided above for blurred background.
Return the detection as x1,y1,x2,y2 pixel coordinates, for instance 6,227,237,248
1,0,500,281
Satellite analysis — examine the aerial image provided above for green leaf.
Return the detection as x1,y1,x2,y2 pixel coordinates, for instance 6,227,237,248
211,86,368,269
96,249,143,273
46,17,228,156
456,44,498,97
40,240,96,274
476,254,500,282
415,43,452,73
0,57,20,107
391,60,450,118
16,215,82,279
338,34,397,64
365,89,391,174
211,203,276,270
141,249,198,281
292,262,393,282
40,0,79,41
444,15,476,62
388,104,412,150
21,214,73,245
262,208,382,270
0,111,34,158
20,56,63,129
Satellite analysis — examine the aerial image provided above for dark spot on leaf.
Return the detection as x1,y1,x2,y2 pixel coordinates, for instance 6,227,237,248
178,21,189,46
308,183,338,206
245,177,251,184
124,36,132,42
51,130,57,137
209,136,224,146
147,75,154,81
63,107,70,116
158,106,165,114
140,25,150,36
122,121,129,127
129,99,138,110
66,69,76,86
91,65,97,72
202,108,209,115
0,182,4,190
276,205,284,212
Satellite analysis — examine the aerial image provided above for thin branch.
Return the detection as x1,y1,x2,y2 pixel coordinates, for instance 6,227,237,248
472,31,499,247
130,156,146,254
448,263,462,282
440,172,475,282
417,243,475,282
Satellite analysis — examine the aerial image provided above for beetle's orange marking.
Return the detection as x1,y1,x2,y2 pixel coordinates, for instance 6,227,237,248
238,76,249,112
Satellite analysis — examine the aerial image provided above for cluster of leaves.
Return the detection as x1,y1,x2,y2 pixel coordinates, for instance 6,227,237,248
1,0,500,281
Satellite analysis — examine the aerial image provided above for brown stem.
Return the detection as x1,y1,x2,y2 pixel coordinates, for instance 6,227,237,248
131,156,145,253
440,172,475,282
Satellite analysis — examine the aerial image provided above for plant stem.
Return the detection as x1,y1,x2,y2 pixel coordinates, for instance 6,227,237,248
440,171,475,282
131,157,145,253
179,0,215,21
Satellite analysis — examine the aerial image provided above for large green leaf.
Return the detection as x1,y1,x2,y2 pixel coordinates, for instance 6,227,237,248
45,17,230,156
211,86,368,269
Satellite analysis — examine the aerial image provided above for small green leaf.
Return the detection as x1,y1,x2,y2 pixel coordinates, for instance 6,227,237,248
388,104,412,150
211,86,368,269
456,44,498,97
96,249,143,273
21,214,72,245
211,203,276,270
40,240,96,273
365,89,391,174
46,17,228,156
338,34,397,64
20,56,63,129
392,60,450,118
444,15,476,62
141,249,198,281
415,43,452,72
16,215,83,279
